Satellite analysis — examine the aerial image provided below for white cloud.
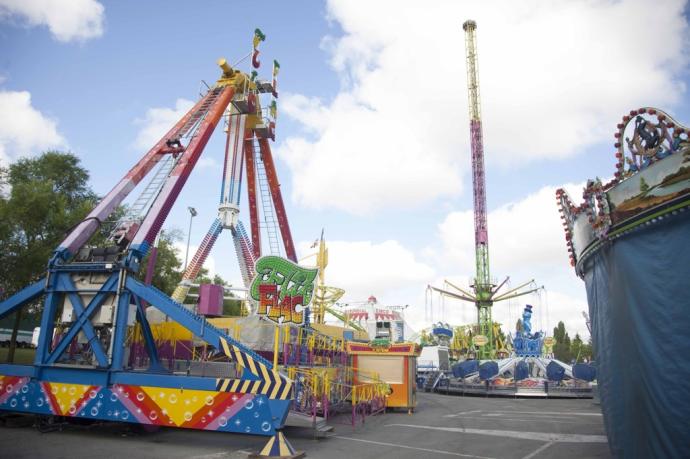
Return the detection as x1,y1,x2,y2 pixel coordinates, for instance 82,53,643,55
279,0,689,214
438,183,583,274
297,238,434,305
434,182,591,338
0,90,65,164
0,0,105,42
278,93,462,214
134,99,194,150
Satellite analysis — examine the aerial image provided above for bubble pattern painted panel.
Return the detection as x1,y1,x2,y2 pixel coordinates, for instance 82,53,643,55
0,375,275,436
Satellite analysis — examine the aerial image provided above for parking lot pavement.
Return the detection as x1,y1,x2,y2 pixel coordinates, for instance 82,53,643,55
0,393,610,459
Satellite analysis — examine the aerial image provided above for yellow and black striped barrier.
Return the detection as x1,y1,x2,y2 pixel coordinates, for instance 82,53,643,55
215,337,292,400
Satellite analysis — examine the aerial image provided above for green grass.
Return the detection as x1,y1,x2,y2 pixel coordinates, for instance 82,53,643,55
0,347,36,364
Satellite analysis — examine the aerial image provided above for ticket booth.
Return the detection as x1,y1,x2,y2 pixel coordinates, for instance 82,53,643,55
347,341,420,413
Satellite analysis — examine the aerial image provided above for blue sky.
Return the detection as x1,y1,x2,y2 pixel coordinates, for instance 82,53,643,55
1,0,689,338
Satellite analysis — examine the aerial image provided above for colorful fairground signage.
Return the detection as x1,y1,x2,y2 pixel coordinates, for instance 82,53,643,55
369,338,392,352
472,335,489,346
250,256,318,326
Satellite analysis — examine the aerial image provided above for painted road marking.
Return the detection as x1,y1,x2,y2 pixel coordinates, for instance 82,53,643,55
332,435,495,459
521,441,554,459
386,424,608,443
485,411,601,417
446,410,602,419
458,416,593,425
191,452,239,459
444,410,482,418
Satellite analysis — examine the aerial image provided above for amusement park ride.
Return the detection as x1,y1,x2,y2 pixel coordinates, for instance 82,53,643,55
0,31,303,452
428,20,542,359
0,31,410,456
418,21,597,398
171,31,293,305
302,231,365,335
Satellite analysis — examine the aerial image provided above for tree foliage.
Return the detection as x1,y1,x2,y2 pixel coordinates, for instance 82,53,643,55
140,229,184,296
0,152,99,362
639,177,650,193
553,321,572,362
552,321,593,363
0,152,98,297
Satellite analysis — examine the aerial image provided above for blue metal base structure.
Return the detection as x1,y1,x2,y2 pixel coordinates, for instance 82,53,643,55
0,60,294,437
0,264,291,435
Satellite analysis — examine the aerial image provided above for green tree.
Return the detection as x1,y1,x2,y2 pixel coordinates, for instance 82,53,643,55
578,336,594,363
571,333,583,362
0,152,99,362
639,177,650,193
139,229,184,296
552,321,572,362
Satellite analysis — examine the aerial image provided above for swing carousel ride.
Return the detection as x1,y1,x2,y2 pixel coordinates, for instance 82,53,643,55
423,20,595,398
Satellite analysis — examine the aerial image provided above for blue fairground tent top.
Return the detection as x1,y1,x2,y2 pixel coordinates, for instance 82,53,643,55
583,210,690,458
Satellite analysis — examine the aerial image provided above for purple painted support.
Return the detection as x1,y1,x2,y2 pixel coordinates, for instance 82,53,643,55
470,119,488,246
312,395,317,422
323,394,329,421
198,284,223,316
144,247,158,285
57,93,215,258
139,245,158,309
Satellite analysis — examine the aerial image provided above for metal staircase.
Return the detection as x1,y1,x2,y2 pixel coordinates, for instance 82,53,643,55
424,370,443,392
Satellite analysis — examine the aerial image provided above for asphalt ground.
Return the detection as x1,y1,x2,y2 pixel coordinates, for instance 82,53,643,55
0,392,609,459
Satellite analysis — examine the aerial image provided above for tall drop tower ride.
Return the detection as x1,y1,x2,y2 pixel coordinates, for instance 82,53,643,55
429,20,542,359
464,20,493,346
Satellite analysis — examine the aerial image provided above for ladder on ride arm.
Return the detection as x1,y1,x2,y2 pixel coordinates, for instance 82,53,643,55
254,138,281,256
178,87,225,140
109,155,177,244
232,221,256,288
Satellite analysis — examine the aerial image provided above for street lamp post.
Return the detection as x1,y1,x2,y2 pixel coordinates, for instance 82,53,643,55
184,206,197,271
401,304,409,341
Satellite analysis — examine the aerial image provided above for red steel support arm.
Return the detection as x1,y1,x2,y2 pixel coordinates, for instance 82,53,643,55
244,133,262,259
257,137,296,262
130,86,236,255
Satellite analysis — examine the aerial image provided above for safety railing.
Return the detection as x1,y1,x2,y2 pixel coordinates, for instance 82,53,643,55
287,365,389,427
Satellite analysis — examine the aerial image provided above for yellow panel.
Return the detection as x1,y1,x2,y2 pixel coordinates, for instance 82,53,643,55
208,317,239,329
148,322,193,341
140,386,215,426
47,382,91,416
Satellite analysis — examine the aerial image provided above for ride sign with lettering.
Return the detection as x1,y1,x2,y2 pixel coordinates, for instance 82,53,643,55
250,256,318,325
